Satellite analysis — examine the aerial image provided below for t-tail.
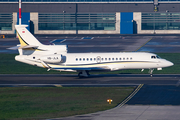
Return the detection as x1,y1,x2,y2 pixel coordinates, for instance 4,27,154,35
8,25,67,55
16,25,42,47
15,25,43,55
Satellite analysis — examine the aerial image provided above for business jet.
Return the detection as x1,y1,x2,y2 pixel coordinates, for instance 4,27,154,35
9,25,173,77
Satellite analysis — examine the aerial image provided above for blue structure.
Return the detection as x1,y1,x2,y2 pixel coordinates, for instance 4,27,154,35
120,12,133,34
17,12,30,30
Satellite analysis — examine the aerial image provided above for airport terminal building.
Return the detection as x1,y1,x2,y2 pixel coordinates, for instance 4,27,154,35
1,0,180,34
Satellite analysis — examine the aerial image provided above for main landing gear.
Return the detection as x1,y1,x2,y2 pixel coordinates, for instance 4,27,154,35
78,70,90,78
149,69,154,77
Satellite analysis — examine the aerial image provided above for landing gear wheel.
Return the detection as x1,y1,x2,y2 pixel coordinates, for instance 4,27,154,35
78,72,83,78
86,71,90,76
78,70,89,78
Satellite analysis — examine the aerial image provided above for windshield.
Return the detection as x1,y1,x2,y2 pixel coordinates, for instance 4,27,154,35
151,55,161,59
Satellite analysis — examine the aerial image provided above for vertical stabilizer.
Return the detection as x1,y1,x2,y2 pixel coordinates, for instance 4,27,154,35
15,25,42,46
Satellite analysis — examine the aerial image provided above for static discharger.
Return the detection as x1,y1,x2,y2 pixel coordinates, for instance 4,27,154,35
107,99,113,104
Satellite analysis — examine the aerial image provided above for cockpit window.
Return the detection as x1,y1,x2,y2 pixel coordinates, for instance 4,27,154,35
151,55,161,59
151,56,156,59
156,55,161,59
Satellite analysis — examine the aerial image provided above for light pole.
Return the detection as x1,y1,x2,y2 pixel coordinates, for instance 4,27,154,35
19,0,21,25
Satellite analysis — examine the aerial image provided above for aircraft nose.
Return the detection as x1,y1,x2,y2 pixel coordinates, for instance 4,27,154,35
166,60,174,67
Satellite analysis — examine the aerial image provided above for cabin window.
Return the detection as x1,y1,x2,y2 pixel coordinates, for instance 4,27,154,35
94,58,96,61
90,58,92,61
83,58,85,61
123,58,125,60
109,58,111,60
87,58,89,61
79,58,82,61
33,57,35,59
112,58,114,60
127,58,129,60
116,58,118,60
119,58,121,60
76,58,78,61
105,58,107,61
102,58,103,61
130,57,132,60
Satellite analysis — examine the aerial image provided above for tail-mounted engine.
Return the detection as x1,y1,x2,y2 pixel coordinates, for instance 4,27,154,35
40,54,65,63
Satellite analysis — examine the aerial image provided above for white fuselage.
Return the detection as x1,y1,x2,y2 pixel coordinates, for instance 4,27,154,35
15,52,173,72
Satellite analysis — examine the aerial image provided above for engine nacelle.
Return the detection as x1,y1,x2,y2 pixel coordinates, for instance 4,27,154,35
40,54,63,63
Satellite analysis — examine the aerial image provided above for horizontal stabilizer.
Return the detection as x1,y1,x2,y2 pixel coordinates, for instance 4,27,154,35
18,45,38,49
7,46,20,50
7,45,38,50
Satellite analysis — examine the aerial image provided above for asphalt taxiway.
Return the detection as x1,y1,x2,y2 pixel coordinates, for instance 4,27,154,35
0,35,152,53
52,105,180,120
137,36,180,53
0,74,180,87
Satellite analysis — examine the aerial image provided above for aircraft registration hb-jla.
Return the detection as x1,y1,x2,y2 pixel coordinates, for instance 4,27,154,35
9,25,174,77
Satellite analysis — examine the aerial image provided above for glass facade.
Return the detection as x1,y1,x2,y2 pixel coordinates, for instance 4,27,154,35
142,13,180,30
38,13,116,30
0,13,12,31
39,14,76,30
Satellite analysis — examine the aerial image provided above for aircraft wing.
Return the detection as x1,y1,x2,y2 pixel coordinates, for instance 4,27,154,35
52,66,111,71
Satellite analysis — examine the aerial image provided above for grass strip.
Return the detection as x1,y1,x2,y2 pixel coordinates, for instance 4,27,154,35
0,87,134,120
0,53,178,74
